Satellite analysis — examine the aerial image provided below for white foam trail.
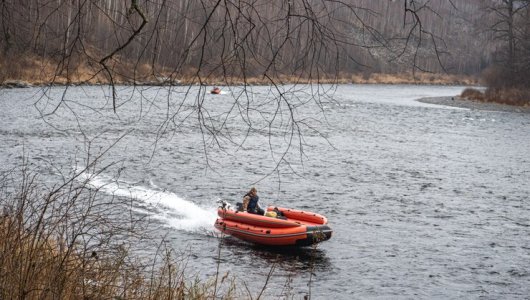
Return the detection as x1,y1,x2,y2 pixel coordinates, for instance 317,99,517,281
79,172,218,233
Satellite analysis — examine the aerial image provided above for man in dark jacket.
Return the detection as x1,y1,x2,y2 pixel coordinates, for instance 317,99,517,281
244,187,264,215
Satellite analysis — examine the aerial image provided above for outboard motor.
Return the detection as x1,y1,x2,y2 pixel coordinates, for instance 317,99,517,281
217,199,231,210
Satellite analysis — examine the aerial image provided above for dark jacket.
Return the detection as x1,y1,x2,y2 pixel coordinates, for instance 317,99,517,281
245,193,260,213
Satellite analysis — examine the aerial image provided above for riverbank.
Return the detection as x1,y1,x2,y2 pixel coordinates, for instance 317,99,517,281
0,79,475,89
0,74,477,89
0,55,477,88
418,96,530,113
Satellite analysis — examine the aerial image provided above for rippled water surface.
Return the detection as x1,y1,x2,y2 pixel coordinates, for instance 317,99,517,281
1,84,529,299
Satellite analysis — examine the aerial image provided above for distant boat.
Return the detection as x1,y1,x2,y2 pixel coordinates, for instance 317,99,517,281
210,87,221,94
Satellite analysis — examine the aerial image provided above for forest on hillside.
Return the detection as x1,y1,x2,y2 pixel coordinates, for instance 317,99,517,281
0,0,528,96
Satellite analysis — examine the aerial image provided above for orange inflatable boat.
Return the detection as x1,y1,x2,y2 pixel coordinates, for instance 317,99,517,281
214,203,332,247
210,87,221,94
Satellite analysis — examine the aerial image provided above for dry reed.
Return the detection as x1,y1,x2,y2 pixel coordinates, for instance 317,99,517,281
1,53,477,87
0,161,244,299
461,87,530,106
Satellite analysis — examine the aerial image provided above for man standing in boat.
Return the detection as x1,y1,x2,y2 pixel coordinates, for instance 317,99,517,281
243,187,264,215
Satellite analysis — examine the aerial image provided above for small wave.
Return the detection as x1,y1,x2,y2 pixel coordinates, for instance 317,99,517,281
78,171,218,234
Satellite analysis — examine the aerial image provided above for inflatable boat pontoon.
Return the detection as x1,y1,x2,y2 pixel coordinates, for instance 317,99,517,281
214,203,332,247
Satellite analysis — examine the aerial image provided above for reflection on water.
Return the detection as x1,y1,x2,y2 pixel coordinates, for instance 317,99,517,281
219,237,332,273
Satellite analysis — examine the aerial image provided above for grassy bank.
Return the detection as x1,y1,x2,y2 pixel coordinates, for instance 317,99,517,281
461,88,530,107
0,53,477,87
0,164,246,299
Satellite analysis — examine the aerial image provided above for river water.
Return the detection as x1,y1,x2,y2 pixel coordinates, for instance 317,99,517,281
1,84,529,299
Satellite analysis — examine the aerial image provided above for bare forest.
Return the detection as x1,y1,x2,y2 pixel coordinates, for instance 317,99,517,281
0,0,507,87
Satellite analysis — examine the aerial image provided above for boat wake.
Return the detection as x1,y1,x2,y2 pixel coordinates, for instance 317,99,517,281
78,172,218,234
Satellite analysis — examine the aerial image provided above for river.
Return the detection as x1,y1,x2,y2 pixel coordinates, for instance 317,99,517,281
1,84,529,299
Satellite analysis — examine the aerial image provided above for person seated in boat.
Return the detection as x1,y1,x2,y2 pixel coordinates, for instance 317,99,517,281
243,187,264,215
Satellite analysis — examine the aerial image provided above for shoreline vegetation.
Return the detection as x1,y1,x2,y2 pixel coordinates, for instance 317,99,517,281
0,54,478,88
0,73,479,88
460,87,530,107
0,72,477,88
0,164,271,299
2,55,527,108
418,88,530,113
